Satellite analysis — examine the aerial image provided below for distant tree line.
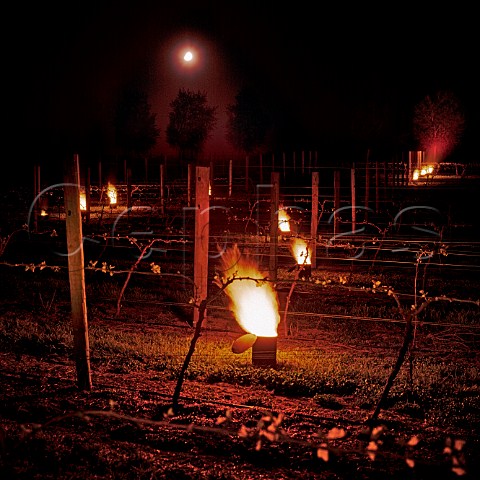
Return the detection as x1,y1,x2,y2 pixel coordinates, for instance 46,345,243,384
113,84,466,171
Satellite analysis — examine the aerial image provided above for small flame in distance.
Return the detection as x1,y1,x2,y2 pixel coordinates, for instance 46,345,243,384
107,183,117,205
290,238,311,265
278,208,291,233
79,192,87,211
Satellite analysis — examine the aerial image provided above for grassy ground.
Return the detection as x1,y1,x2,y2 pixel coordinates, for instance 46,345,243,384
1,263,479,478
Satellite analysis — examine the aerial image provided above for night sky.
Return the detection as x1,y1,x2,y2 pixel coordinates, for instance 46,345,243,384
4,1,479,179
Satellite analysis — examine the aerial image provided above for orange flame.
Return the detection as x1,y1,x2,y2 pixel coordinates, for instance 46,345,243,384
217,245,280,337
79,192,87,211
278,208,291,233
290,238,311,265
107,182,117,205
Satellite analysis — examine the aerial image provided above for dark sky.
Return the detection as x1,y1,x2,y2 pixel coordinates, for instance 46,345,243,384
5,1,479,174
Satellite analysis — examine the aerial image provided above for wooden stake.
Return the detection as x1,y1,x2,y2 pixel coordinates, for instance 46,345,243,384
187,163,193,207
210,160,214,199
228,159,233,198
334,170,341,241
160,164,165,215
351,165,356,232
311,172,319,268
193,166,210,325
85,167,91,223
365,152,370,221
64,153,92,391
33,165,40,232
127,168,132,212
383,159,388,204
269,172,279,281
259,154,263,184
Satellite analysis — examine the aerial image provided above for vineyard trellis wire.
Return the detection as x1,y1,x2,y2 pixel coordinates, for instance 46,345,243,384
1,162,479,449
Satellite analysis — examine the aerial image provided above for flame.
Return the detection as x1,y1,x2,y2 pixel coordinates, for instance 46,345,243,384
278,208,291,233
290,238,311,265
107,182,117,205
217,245,280,337
413,164,434,181
79,192,87,211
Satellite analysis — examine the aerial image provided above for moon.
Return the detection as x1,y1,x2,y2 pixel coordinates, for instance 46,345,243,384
183,51,193,62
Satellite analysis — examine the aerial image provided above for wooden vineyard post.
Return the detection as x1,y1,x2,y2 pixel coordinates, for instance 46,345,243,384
85,167,91,223
160,164,165,215
98,161,102,191
64,153,92,391
127,168,132,216
364,155,370,221
383,159,388,202
269,172,279,281
394,160,399,189
33,164,40,232
333,170,341,241
259,154,263,185
193,166,210,325
210,160,214,199
228,159,233,198
311,172,319,268
245,155,249,193
188,163,194,207
351,165,356,232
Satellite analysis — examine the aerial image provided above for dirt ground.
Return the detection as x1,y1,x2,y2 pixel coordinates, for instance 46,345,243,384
1,298,479,480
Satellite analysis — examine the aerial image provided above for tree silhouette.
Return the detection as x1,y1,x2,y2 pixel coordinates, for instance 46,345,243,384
226,86,273,155
114,85,160,163
413,90,465,163
166,88,217,164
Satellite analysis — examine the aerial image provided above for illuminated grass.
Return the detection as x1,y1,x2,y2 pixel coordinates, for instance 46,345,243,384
1,264,479,432
2,313,479,429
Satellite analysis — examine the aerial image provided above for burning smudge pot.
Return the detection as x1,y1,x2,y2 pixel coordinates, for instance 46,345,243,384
251,336,277,368
232,333,277,369
219,245,281,369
